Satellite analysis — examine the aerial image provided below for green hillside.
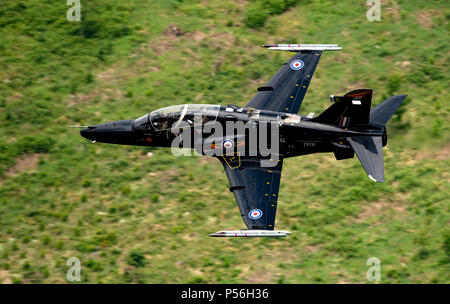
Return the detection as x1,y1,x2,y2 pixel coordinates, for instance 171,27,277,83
0,0,448,283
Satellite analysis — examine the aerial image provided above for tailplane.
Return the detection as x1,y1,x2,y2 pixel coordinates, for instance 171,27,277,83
369,95,408,127
347,136,384,182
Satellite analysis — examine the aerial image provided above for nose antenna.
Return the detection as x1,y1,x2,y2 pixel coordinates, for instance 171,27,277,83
67,126,89,128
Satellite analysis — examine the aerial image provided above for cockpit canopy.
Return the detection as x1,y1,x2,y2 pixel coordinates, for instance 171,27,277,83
133,104,220,131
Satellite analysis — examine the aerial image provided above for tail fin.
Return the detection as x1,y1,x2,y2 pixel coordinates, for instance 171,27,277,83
311,89,373,127
347,136,384,182
369,95,408,127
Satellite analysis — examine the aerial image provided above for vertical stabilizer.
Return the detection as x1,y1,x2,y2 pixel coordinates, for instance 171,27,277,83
311,89,373,127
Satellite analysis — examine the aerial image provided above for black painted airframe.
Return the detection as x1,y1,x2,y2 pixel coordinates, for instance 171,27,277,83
81,44,407,237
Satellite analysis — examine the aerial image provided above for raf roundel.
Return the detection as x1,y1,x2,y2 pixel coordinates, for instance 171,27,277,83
222,139,234,150
290,59,304,71
248,209,263,220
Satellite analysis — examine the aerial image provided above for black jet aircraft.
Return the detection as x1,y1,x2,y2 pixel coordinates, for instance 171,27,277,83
80,44,407,237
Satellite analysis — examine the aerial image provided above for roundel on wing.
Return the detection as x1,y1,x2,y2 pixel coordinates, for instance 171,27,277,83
248,209,263,220
290,59,304,70
222,139,234,149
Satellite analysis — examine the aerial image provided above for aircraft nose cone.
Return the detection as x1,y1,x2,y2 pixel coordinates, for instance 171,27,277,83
80,126,95,140
79,121,134,144
80,127,89,139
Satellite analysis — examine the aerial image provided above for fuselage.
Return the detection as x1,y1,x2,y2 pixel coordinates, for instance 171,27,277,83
80,104,385,159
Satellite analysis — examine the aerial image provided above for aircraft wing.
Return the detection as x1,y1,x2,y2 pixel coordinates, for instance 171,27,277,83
245,50,323,114
219,156,283,230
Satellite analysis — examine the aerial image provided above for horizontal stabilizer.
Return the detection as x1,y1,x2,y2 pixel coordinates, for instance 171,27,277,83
347,136,384,182
370,95,408,127
262,44,341,52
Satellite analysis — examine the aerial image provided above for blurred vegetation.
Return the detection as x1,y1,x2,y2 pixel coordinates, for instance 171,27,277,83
244,0,299,28
0,0,449,283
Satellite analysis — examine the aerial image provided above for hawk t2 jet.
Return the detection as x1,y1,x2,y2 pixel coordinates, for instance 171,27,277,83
80,44,407,237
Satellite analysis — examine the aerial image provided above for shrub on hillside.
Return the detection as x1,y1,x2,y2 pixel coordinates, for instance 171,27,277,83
244,2,270,29
15,135,55,154
244,0,300,29
127,250,146,268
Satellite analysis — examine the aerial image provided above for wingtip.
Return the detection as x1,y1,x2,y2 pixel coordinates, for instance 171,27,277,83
368,174,384,183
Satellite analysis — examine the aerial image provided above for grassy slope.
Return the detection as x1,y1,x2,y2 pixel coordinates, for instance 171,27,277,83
0,0,448,283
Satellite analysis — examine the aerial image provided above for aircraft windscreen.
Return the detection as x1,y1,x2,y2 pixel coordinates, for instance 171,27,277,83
150,104,220,131
133,114,150,131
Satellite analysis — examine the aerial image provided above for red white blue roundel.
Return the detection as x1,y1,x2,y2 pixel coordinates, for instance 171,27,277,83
222,139,234,149
249,209,263,220
290,60,304,70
